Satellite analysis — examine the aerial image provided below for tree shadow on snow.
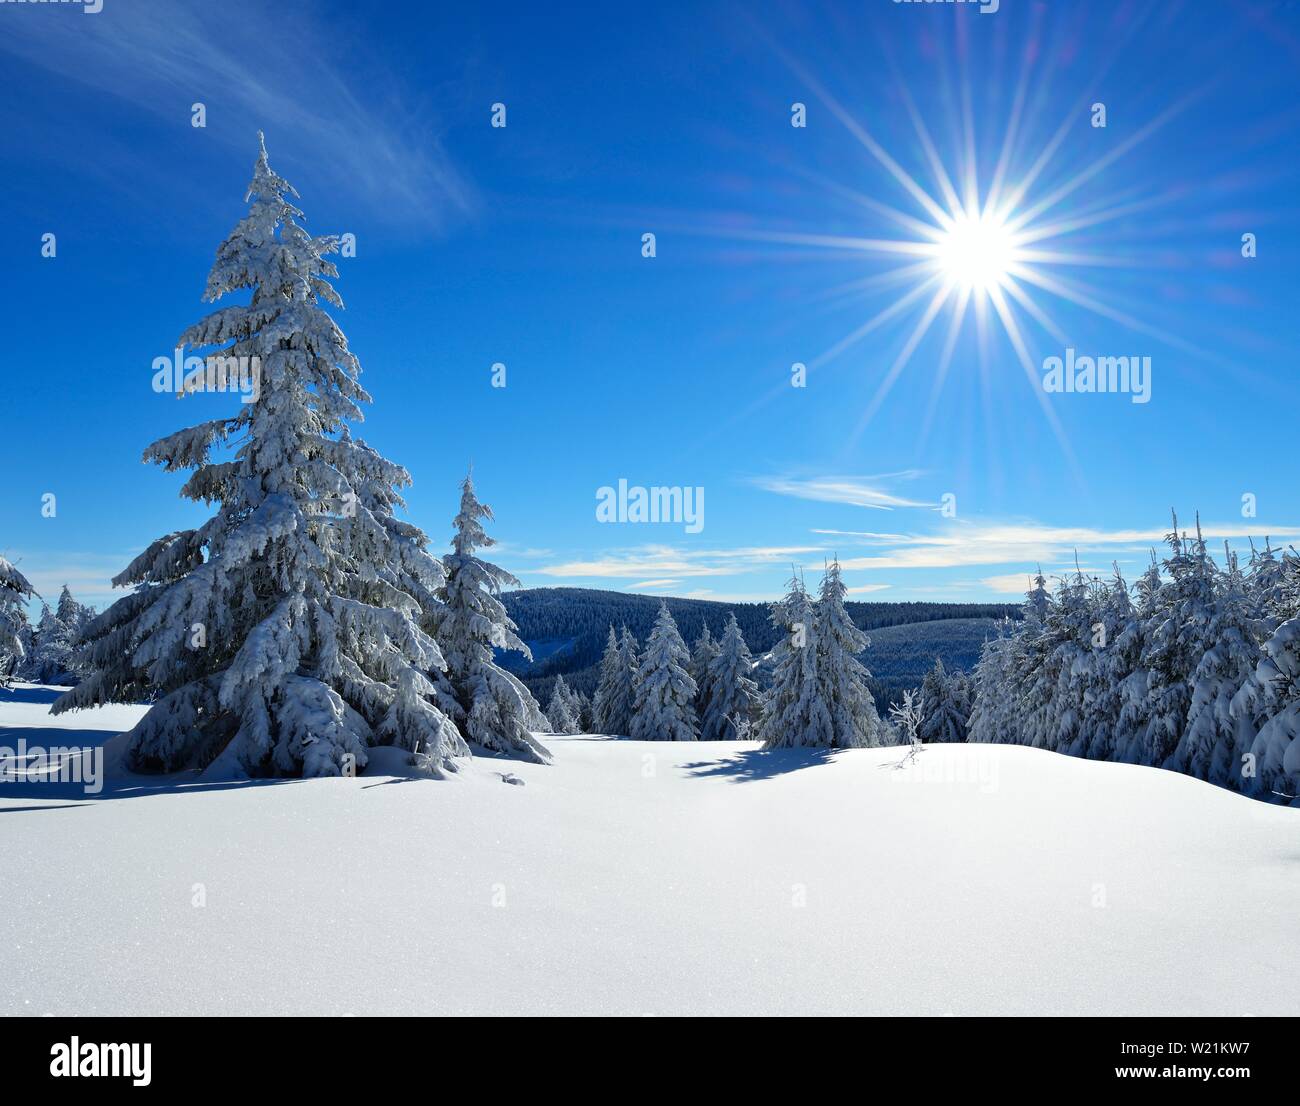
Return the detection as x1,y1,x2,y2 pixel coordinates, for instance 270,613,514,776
682,745,840,783
0,685,70,706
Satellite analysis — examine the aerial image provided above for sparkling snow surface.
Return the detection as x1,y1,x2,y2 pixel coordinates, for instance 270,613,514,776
1,687,1297,1016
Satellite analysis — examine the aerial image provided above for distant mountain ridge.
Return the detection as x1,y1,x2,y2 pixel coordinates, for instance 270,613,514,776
499,587,1019,709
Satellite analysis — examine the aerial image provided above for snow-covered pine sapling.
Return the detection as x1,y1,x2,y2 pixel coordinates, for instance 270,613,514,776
52,135,465,779
889,689,924,766
437,471,551,762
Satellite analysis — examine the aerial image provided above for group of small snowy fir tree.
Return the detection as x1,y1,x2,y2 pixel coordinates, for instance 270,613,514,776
587,562,886,747
545,674,591,735
50,136,550,776
0,569,96,688
755,561,887,749
587,605,761,740
967,513,1300,805
21,586,97,685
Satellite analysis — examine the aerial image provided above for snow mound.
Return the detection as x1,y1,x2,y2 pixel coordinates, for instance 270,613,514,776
1,692,1297,1016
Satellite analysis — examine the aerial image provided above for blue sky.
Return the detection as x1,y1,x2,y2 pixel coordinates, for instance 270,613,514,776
3,0,1299,609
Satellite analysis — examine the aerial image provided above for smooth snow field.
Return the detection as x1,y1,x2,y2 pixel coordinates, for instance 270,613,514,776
2,685,1297,1016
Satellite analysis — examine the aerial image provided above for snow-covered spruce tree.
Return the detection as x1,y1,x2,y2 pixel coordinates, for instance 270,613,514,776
0,557,34,685
756,573,832,749
917,658,968,744
968,620,1018,744
630,602,698,741
53,135,465,778
1171,542,1262,785
22,585,96,684
1078,567,1137,762
24,603,72,684
1234,554,1300,801
700,611,760,741
437,471,550,762
1114,553,1163,764
1037,570,1095,755
592,626,625,733
611,625,642,732
815,560,885,747
545,674,580,735
1138,516,1214,769
690,621,720,722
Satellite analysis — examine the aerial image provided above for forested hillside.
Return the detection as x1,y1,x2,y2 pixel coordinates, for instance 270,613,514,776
500,587,1016,708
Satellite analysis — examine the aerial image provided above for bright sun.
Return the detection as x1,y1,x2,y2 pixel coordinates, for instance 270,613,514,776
934,207,1018,294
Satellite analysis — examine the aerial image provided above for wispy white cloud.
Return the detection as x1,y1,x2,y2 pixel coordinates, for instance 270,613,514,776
531,544,827,580
845,583,891,594
0,0,475,231
833,521,1300,573
754,472,934,511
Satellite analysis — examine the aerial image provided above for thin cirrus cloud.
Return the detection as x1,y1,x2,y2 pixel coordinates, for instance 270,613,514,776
0,1,474,232
830,521,1300,574
753,473,935,511
529,544,828,580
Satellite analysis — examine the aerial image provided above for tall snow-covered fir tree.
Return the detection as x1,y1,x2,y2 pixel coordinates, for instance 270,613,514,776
592,626,627,734
700,611,760,741
0,557,34,684
690,621,720,722
52,135,465,778
605,625,641,733
437,471,550,762
630,602,698,741
967,620,1017,745
1170,542,1261,785
815,560,885,748
545,674,580,735
756,573,832,749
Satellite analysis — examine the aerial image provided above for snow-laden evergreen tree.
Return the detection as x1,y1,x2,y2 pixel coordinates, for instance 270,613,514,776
1139,516,1214,768
24,603,72,684
0,557,34,685
630,602,697,741
574,689,593,733
690,621,720,722
613,625,642,730
437,471,550,762
545,675,580,735
967,621,1017,744
700,611,760,741
1079,567,1137,761
1115,553,1163,764
1235,554,1300,801
1171,542,1261,785
1037,570,1095,754
917,658,968,743
52,135,465,778
815,560,885,747
21,584,96,684
592,626,627,734
756,573,832,749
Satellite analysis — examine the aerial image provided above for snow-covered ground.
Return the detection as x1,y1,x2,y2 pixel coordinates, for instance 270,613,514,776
2,684,1297,1016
